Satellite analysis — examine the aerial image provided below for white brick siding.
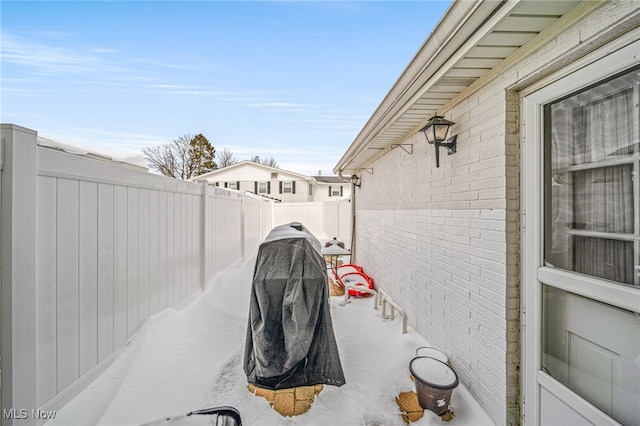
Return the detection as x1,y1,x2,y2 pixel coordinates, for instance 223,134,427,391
356,206,511,424
355,101,514,423
351,2,638,424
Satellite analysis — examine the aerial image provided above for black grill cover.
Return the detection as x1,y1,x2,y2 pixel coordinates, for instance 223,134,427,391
243,222,345,390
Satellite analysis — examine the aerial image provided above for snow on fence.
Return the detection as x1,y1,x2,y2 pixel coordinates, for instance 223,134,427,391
0,125,273,424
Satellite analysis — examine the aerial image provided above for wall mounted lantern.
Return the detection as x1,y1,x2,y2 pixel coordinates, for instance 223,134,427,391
420,115,457,168
350,174,361,188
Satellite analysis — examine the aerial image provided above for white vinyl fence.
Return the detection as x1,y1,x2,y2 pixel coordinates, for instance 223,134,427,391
0,124,352,424
201,186,271,282
273,198,352,246
0,125,273,425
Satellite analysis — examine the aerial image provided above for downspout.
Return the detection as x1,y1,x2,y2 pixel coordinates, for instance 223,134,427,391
338,170,356,262
350,180,356,261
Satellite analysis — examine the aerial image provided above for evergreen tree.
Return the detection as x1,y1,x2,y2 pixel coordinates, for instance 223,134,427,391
188,133,217,177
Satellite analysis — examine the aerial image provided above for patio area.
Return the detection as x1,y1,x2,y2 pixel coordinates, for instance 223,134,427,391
48,250,494,426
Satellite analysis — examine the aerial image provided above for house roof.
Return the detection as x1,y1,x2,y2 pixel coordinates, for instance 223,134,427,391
313,176,346,184
333,0,591,176
191,160,314,182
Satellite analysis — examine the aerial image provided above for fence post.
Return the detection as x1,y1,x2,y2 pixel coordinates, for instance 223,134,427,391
1,124,38,425
198,180,209,290
270,198,275,231
259,195,263,240
336,199,344,238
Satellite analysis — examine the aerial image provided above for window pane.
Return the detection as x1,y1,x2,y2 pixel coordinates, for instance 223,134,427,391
542,285,640,425
573,165,634,234
573,236,635,284
572,89,635,165
544,67,639,286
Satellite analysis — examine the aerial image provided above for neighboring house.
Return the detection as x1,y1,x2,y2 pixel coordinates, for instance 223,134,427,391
334,2,639,426
192,161,350,202
311,174,348,201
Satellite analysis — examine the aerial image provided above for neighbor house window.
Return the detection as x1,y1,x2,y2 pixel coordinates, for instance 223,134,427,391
329,186,343,197
279,181,295,194
254,181,271,195
227,181,238,190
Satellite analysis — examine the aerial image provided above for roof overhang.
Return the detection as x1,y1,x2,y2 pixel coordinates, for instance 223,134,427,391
192,160,315,182
334,0,591,176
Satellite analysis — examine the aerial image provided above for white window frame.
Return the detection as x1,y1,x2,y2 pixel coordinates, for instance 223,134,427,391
282,181,292,194
257,182,268,194
227,181,238,190
522,40,640,426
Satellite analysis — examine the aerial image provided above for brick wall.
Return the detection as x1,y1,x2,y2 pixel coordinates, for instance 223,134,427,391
355,86,514,424
352,2,638,424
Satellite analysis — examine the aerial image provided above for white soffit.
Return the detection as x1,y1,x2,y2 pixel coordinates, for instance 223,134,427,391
335,0,583,175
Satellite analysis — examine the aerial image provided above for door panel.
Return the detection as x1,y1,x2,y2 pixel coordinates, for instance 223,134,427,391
567,332,619,415
543,286,639,425
539,61,639,426
523,40,640,426
540,387,594,426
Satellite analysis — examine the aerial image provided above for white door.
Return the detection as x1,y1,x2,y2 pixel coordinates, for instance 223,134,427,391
523,41,640,426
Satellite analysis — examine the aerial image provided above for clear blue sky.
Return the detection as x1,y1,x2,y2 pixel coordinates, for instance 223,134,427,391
1,1,451,176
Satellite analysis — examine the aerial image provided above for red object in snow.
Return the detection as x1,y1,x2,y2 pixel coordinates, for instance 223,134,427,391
332,264,374,297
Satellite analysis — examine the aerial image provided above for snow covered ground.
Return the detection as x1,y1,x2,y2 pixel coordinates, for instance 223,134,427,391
50,250,494,426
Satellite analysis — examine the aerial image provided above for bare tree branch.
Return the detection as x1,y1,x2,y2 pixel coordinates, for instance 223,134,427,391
249,155,279,168
218,148,238,168
261,156,278,168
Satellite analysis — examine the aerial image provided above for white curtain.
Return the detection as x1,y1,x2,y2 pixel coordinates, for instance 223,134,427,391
548,80,636,285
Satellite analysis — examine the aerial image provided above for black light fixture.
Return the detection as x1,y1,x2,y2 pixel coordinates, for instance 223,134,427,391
420,115,457,167
350,174,361,188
